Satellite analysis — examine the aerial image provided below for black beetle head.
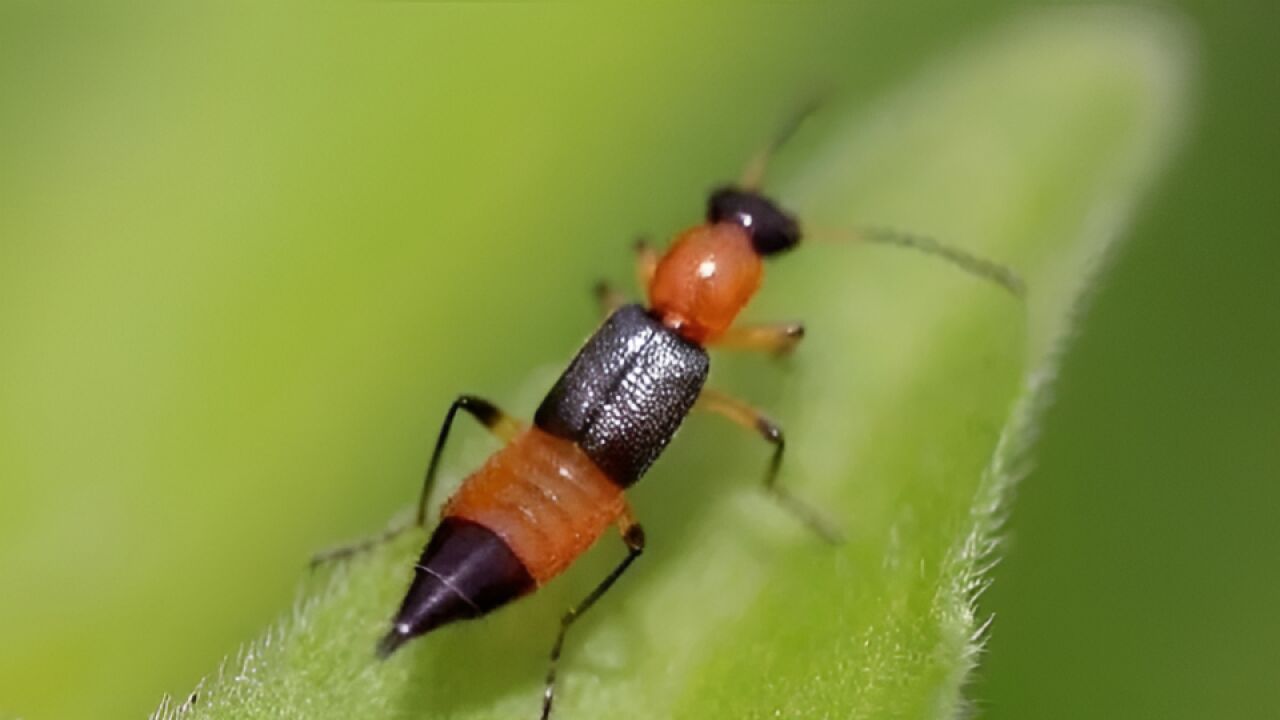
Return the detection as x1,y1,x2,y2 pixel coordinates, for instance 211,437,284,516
706,186,801,256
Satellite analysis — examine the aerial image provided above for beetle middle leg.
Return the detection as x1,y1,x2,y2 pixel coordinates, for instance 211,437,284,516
696,388,843,543
310,394,522,568
541,511,646,720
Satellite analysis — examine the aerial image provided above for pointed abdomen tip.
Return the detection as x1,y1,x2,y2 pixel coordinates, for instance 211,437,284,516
375,623,412,660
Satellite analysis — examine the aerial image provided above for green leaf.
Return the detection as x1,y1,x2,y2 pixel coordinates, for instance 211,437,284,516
154,11,1189,720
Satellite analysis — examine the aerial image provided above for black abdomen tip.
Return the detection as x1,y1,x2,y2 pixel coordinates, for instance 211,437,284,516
377,517,534,658
376,623,414,660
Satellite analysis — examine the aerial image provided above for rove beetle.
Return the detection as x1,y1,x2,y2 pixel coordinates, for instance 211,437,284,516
315,106,1023,719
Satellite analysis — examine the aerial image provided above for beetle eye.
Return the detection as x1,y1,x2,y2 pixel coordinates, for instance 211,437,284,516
706,186,800,256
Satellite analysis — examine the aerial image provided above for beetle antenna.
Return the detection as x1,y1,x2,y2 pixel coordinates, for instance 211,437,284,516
740,96,824,190
809,225,1026,298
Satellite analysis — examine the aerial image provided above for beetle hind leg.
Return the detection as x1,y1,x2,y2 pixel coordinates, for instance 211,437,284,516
540,512,646,720
309,394,522,569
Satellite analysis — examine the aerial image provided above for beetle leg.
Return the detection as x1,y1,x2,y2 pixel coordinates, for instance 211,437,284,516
696,388,842,543
540,514,645,720
310,395,522,568
711,322,805,356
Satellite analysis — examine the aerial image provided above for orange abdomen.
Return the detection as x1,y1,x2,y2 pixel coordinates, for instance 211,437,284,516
444,427,626,585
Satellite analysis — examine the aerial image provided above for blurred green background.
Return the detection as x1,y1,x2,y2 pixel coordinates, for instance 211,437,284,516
0,3,1275,720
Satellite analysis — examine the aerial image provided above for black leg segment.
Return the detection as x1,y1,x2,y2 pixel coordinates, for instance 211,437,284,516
752,415,843,545
310,394,519,569
697,389,843,544
417,394,521,526
541,523,646,720
310,523,414,569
